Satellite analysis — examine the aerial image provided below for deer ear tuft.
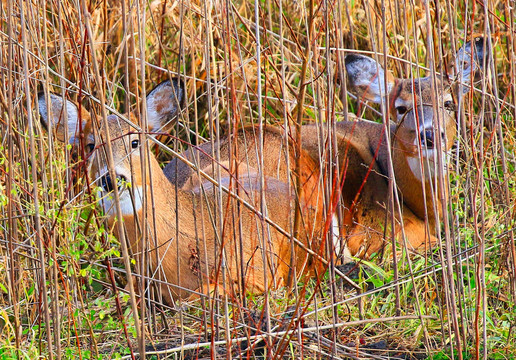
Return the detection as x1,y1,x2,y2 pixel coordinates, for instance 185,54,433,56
38,92,82,144
345,54,395,103
146,78,186,133
455,37,490,92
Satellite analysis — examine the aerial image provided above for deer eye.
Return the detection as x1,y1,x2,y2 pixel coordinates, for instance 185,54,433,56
86,143,95,153
131,139,140,149
396,106,408,115
444,100,456,111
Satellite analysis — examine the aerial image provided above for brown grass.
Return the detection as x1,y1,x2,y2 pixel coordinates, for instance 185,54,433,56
0,0,515,359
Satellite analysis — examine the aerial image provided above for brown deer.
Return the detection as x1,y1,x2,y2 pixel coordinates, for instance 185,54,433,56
300,37,488,257
164,38,488,259
38,81,327,304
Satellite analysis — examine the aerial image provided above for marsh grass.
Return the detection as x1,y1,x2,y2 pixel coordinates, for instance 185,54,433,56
0,0,515,359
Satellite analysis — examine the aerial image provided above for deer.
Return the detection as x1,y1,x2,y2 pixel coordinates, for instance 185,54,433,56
38,37,487,304
299,37,488,257
164,38,488,260
37,80,328,305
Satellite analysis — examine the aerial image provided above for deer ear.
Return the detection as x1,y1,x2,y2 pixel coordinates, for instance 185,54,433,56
146,78,185,133
455,37,489,92
38,92,83,144
345,54,395,103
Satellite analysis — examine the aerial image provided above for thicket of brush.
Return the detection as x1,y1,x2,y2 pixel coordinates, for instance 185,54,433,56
0,0,515,359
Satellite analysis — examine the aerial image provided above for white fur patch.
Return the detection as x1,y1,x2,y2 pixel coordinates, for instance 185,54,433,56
39,94,82,144
146,105,165,133
332,215,353,262
346,56,394,103
366,68,393,103
146,81,183,133
407,156,424,182
99,185,143,217
407,147,442,182
346,55,394,103
332,215,340,254
96,166,143,217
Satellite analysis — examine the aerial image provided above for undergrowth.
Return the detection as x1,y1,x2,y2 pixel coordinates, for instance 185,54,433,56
0,0,515,359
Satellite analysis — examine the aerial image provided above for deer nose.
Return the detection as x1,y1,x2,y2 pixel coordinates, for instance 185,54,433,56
101,173,127,192
420,129,435,148
420,129,446,149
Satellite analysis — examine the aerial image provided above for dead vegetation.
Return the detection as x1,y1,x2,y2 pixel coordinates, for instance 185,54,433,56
0,0,515,359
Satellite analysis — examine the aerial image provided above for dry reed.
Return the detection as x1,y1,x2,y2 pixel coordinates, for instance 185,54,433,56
0,0,514,359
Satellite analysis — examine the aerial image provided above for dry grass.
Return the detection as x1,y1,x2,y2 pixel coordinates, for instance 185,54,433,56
0,0,515,359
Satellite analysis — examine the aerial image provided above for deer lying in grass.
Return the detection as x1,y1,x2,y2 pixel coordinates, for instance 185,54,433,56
165,38,488,259
302,38,488,257
38,81,327,304
38,38,487,303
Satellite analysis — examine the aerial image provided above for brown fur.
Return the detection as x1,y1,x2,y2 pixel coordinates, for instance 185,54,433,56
38,39,486,301
98,120,326,303
39,89,328,304
171,39,487,260
300,120,439,257
164,120,437,259
163,125,327,246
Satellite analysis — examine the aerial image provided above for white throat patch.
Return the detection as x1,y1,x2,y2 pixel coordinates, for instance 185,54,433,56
99,186,143,217
406,148,449,182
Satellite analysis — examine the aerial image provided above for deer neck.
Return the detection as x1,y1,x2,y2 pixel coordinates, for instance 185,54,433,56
105,154,202,301
388,127,442,229
104,154,185,246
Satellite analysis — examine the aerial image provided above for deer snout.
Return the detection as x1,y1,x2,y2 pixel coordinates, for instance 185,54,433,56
420,129,435,148
101,173,127,193
420,129,446,149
